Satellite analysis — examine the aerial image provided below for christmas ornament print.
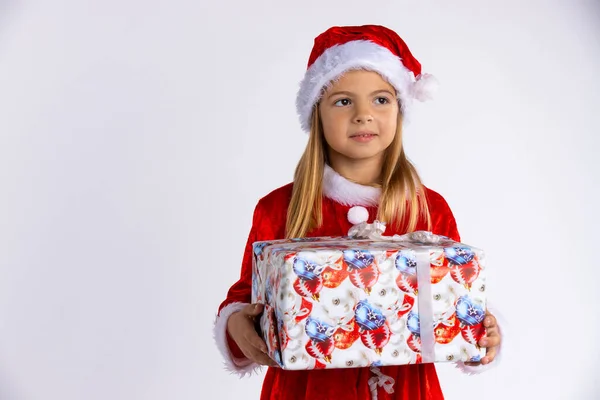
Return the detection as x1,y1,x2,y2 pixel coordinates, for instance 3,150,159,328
461,322,486,346
456,295,486,326
406,306,440,357
279,318,289,350
354,299,391,354
355,299,387,331
407,333,422,354
305,338,335,363
251,231,488,370
444,247,475,264
434,312,461,344
360,324,391,355
253,242,269,260
305,317,336,342
395,250,418,294
430,249,450,284
407,310,420,337
305,317,336,363
322,256,349,288
293,256,325,281
344,250,380,294
332,318,360,350
293,277,323,301
446,247,482,290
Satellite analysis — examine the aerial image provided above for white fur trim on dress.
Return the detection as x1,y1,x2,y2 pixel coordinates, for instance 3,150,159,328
323,164,381,207
213,302,263,377
455,300,505,375
296,40,416,132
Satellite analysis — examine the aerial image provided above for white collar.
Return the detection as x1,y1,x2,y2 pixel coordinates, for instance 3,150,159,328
322,164,381,207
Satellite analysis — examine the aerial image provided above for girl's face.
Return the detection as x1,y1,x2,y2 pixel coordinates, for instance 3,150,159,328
318,70,399,166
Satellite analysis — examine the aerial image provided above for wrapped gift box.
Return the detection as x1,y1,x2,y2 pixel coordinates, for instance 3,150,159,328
251,228,487,370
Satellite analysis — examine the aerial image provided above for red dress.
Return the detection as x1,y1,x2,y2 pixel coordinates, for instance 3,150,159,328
214,171,485,400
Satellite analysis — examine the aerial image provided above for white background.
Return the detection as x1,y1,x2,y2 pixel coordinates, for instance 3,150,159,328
1,0,599,399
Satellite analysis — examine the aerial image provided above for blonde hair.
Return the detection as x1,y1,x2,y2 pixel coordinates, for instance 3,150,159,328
286,105,432,238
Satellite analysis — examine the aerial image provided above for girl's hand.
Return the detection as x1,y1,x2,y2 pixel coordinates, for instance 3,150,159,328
465,311,501,366
227,303,278,367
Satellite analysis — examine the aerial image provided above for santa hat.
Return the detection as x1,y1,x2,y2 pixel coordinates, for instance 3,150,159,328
296,25,438,132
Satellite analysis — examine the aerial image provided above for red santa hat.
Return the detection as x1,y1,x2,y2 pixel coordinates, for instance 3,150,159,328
296,25,438,132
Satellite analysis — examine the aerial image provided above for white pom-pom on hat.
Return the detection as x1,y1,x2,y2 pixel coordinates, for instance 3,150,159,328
347,206,369,225
411,73,439,101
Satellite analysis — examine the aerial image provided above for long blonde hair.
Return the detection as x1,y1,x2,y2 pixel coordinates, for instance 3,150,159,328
286,105,432,238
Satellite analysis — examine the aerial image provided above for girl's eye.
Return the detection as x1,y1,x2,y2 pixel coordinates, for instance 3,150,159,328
375,97,390,104
334,98,351,106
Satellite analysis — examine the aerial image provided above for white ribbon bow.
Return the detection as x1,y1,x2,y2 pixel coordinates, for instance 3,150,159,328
348,221,444,245
368,366,395,400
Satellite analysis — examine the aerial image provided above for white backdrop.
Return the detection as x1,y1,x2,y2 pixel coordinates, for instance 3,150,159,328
1,0,599,399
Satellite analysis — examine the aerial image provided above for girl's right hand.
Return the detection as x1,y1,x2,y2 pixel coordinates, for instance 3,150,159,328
226,303,278,367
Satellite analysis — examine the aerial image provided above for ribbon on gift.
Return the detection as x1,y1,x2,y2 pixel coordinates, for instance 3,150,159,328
368,366,395,400
348,221,448,364
348,221,445,245
334,316,355,333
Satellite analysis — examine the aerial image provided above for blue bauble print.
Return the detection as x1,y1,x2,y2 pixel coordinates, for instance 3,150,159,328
395,250,417,276
305,317,335,342
343,250,375,270
455,295,486,326
444,247,475,265
469,354,482,362
407,311,421,336
293,257,321,281
354,299,386,331
253,242,269,258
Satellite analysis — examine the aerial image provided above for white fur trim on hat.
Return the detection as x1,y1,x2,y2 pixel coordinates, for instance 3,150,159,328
213,302,263,377
411,73,439,101
296,40,416,132
323,164,381,207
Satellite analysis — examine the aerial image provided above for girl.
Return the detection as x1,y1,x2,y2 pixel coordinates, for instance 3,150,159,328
214,25,503,400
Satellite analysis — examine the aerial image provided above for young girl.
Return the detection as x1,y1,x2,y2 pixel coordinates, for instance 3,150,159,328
214,25,503,400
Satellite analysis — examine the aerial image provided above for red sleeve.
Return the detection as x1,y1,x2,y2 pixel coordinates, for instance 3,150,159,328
216,197,280,359
427,188,462,242
216,205,260,359
218,218,258,312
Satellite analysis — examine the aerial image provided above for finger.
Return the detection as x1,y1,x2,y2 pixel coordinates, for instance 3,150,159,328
238,340,275,367
484,314,497,328
481,346,497,365
249,349,279,367
244,330,268,354
480,327,501,347
481,334,501,348
244,303,264,318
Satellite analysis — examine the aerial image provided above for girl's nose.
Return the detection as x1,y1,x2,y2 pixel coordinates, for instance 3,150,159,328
353,104,374,124
353,112,373,124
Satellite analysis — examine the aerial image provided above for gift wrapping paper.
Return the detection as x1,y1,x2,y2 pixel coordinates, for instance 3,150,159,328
251,231,487,370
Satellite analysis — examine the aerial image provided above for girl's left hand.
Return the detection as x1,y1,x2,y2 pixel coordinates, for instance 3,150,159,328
465,311,501,366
